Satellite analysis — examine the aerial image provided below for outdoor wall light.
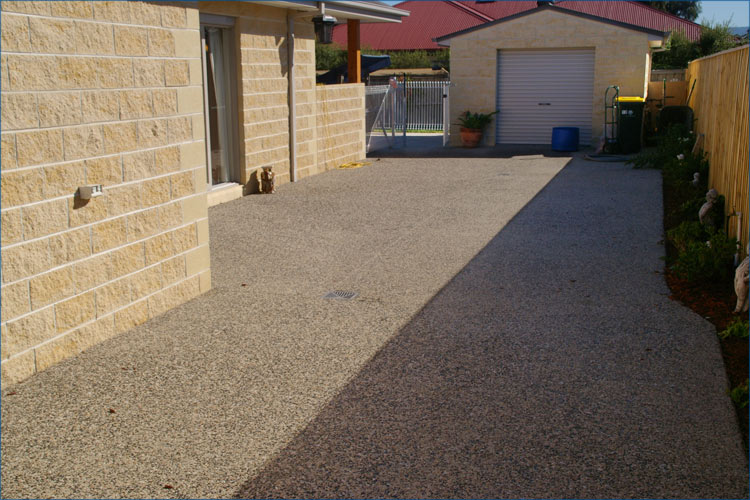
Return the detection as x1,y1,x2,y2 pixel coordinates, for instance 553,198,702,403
313,14,337,44
78,185,103,200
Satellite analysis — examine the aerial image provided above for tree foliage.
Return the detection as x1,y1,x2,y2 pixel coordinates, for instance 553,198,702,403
363,48,450,70
315,42,347,71
638,1,701,21
652,21,739,69
315,42,450,71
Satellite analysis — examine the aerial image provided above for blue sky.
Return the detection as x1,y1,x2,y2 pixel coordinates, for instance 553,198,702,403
700,1,749,26
382,1,750,27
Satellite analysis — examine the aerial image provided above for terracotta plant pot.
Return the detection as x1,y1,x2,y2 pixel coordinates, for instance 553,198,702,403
460,127,483,148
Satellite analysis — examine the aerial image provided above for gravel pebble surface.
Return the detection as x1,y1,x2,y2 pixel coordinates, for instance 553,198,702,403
1,153,746,499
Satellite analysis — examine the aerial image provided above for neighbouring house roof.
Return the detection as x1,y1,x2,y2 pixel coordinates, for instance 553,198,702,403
435,1,670,46
549,1,699,39
730,26,749,42
331,0,699,50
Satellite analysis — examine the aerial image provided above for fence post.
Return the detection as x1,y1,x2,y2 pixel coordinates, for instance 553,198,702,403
403,78,408,146
443,83,450,146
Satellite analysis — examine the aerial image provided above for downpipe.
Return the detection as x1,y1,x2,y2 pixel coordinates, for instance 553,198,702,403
287,12,303,183
287,2,329,182
727,211,743,266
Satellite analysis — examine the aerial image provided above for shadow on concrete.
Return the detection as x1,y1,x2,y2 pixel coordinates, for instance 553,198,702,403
233,161,746,498
368,134,579,159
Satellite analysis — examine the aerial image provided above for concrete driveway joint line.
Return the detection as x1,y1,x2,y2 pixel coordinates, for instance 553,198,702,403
1,153,746,499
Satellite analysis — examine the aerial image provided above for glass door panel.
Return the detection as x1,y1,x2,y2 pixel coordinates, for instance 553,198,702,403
201,25,235,186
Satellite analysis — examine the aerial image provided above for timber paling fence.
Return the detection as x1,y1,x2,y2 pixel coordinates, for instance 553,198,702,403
686,45,749,253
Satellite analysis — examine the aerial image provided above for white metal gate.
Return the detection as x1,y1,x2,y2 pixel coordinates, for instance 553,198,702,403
404,81,449,131
495,49,594,145
366,80,450,151
365,83,405,152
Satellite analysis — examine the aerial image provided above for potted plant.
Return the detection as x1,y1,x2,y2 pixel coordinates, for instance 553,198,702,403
456,110,497,148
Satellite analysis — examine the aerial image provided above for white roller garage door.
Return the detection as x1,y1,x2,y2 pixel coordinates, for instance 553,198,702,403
496,49,594,145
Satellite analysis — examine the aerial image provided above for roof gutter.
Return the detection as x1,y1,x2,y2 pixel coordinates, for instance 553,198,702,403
324,1,410,23
253,1,409,23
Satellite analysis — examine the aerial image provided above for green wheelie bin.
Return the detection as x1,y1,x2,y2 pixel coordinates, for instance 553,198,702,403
616,96,645,154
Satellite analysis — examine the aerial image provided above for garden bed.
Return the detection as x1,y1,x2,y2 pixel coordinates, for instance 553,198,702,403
660,150,749,451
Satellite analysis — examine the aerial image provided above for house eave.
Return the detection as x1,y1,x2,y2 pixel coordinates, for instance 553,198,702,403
251,1,410,23
649,34,667,50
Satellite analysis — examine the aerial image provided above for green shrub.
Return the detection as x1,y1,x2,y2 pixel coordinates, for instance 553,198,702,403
653,21,740,69
629,148,664,169
315,42,347,71
363,48,449,70
455,110,497,130
672,229,737,283
729,379,749,409
673,195,706,223
652,30,699,69
628,125,694,169
383,49,430,69
697,22,739,60
719,319,750,340
315,44,451,72
667,221,705,252
662,150,709,186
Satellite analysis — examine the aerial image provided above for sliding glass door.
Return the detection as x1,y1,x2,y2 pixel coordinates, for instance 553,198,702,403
200,17,238,187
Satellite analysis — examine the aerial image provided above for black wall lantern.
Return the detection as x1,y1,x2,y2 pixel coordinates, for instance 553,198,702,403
313,14,337,44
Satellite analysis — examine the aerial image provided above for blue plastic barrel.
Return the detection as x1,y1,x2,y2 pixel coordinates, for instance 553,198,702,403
551,127,579,152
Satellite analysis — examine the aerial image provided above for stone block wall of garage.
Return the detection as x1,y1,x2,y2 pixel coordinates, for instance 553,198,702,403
447,8,652,146
0,1,211,386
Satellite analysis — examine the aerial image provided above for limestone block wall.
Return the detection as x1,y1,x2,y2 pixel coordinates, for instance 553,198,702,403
0,1,211,386
237,6,295,189
289,24,319,182
198,2,365,191
448,9,652,146
199,2,318,191
315,84,366,174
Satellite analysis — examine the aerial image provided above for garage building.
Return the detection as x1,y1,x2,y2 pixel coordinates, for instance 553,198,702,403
436,1,669,147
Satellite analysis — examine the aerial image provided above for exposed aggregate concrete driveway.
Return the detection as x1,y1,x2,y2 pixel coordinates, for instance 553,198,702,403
1,153,747,498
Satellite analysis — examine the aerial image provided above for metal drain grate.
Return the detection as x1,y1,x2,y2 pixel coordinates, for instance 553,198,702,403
323,290,359,300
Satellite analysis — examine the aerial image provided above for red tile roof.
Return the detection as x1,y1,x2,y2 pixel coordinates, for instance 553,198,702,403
331,1,700,50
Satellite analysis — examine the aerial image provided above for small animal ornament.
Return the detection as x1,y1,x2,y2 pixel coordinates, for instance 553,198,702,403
734,251,749,313
259,166,275,194
698,188,718,227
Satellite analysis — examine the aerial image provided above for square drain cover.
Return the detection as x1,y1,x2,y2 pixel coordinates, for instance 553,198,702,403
323,290,358,300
